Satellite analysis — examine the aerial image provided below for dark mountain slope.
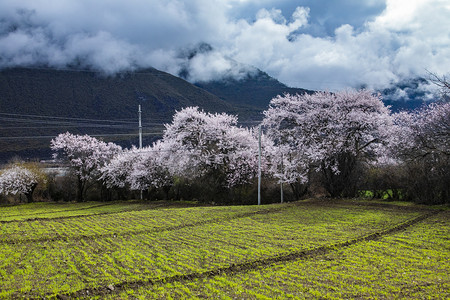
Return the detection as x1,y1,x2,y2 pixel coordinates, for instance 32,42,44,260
0,67,233,162
0,67,232,119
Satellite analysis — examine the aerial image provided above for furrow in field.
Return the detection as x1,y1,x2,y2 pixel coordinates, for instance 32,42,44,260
0,206,287,245
0,201,197,222
0,211,121,223
128,210,449,299
48,210,440,299
0,203,115,219
0,200,423,244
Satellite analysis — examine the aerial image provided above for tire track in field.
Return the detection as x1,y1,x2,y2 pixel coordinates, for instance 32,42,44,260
0,205,288,245
48,209,441,299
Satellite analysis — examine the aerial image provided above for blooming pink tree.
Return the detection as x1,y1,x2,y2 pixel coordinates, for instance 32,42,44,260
396,102,449,158
102,141,175,198
102,107,262,202
219,126,263,187
128,141,175,199
162,107,260,189
263,90,393,197
0,165,39,203
51,132,122,201
392,101,450,203
101,146,141,189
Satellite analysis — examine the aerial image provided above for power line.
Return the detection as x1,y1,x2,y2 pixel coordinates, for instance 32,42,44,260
0,132,164,141
0,113,186,128
0,112,263,123
0,125,138,130
1,113,261,129
0,110,263,144
0,124,164,129
0,113,169,131
0,112,136,124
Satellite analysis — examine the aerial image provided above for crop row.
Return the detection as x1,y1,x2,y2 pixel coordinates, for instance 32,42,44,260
0,200,422,244
0,203,426,298
103,211,450,299
0,204,286,243
0,198,422,222
0,202,114,219
0,200,203,222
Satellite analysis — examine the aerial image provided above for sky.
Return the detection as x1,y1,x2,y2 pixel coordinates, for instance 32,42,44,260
0,0,449,92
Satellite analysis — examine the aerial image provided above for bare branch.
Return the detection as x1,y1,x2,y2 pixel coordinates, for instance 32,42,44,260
426,70,450,99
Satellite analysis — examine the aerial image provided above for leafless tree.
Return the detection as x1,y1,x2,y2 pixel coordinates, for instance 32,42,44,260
427,71,450,99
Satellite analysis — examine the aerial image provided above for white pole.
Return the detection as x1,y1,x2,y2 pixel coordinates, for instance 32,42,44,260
258,125,262,205
138,104,142,149
281,181,284,203
139,105,143,200
280,152,284,203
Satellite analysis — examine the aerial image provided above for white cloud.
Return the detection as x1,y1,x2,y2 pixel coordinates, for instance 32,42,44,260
221,0,449,90
64,32,141,74
186,51,257,82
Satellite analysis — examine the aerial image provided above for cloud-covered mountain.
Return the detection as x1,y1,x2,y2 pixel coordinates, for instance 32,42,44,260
195,70,312,110
0,0,448,93
379,77,437,111
177,43,313,110
179,43,440,112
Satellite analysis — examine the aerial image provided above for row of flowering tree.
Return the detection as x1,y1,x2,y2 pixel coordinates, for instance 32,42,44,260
44,107,267,202
4,88,446,203
102,107,266,202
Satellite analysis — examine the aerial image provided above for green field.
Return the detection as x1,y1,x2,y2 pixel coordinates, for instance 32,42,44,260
0,199,448,299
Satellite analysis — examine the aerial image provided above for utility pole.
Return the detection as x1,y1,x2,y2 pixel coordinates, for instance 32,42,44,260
280,152,284,203
138,104,142,149
139,105,143,200
258,125,262,205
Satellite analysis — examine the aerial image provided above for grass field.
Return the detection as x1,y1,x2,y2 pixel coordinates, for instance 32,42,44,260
0,199,448,299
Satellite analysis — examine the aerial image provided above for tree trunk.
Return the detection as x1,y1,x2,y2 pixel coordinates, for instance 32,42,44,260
24,183,38,203
163,185,171,200
290,181,308,200
101,184,112,202
321,152,358,198
77,176,85,202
